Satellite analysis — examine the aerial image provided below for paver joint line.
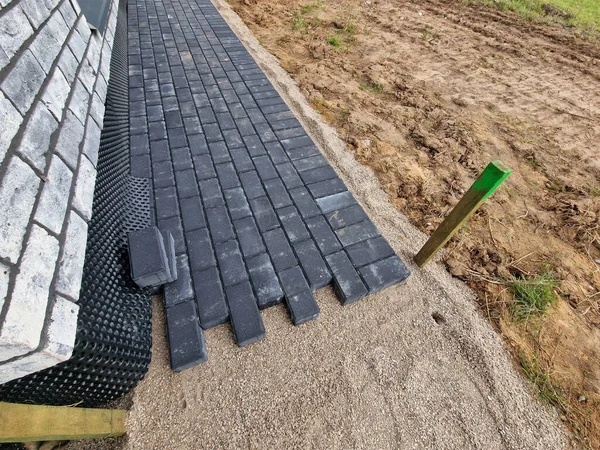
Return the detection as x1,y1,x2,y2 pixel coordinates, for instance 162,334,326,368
127,0,410,370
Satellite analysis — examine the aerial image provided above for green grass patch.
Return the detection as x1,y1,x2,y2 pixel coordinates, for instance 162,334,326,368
509,272,559,321
520,352,566,406
465,0,600,32
327,35,343,47
300,1,322,15
359,80,384,94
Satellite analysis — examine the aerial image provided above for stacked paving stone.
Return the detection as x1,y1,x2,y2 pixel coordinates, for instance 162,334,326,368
128,0,410,371
0,0,119,384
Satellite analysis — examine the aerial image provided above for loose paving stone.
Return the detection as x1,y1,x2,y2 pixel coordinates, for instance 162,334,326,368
358,256,411,293
226,281,266,346
129,0,410,370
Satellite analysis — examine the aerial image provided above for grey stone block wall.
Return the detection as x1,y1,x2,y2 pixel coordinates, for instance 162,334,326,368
0,0,119,384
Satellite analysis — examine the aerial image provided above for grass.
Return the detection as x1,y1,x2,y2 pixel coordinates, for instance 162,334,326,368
359,80,384,94
509,272,559,321
327,35,343,47
466,0,600,32
300,1,322,15
520,352,566,406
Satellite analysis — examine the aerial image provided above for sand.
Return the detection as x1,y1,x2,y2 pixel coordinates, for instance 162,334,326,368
115,0,568,448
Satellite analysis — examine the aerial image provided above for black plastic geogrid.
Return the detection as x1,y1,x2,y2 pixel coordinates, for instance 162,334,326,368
0,0,153,407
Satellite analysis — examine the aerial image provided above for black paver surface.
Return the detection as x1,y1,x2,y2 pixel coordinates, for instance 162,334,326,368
128,0,410,371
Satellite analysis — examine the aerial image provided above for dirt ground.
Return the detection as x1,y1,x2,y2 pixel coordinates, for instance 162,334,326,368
217,0,600,445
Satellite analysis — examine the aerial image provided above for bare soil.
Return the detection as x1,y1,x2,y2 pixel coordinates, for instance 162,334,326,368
223,0,600,445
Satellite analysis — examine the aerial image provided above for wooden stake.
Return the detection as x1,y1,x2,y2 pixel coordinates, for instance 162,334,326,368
414,160,511,267
0,402,126,443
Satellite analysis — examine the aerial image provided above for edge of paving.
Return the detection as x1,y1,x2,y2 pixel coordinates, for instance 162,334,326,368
205,0,569,445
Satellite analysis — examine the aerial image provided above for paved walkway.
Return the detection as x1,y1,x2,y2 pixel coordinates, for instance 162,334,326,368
127,0,410,370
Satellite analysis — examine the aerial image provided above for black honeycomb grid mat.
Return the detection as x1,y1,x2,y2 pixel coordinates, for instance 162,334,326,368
0,0,153,407
128,0,411,371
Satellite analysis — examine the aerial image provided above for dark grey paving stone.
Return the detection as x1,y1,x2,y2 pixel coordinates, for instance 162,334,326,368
275,162,303,189
215,240,248,286
307,177,347,199
215,162,240,189
293,239,332,290
324,204,368,230
306,215,342,256
286,145,321,161
243,134,267,157
293,155,328,172
253,155,278,181
316,191,357,214
286,290,320,326
265,142,288,164
247,253,283,308
277,206,310,243
194,154,217,181
189,134,209,156
128,227,171,288
326,251,368,305
335,220,381,247
234,216,265,258
165,300,208,371
230,147,254,173
199,178,225,208
225,280,266,347
186,228,216,272
193,266,229,329
289,187,320,219
131,154,152,178
278,265,320,325
358,256,410,293
155,186,179,220
239,170,265,199
264,178,292,209
150,139,170,162
249,196,279,232
175,169,199,199
263,227,297,272
171,147,193,172
209,141,231,164
206,206,235,243
164,255,194,307
345,236,395,268
224,187,251,220
180,196,206,231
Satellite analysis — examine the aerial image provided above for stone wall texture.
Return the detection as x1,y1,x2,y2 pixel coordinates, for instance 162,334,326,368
0,0,118,384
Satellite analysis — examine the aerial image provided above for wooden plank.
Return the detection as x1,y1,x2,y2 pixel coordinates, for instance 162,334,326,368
0,402,126,443
414,160,511,267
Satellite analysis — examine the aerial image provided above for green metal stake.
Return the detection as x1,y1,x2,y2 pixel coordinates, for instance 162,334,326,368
414,160,511,268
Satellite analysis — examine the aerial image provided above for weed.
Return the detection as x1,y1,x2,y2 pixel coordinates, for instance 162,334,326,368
300,1,322,15
359,80,384,94
420,30,434,42
327,35,342,47
509,272,559,321
291,12,309,33
339,109,351,121
520,352,566,406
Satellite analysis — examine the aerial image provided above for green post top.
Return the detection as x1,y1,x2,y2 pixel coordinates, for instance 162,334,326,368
472,160,512,200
